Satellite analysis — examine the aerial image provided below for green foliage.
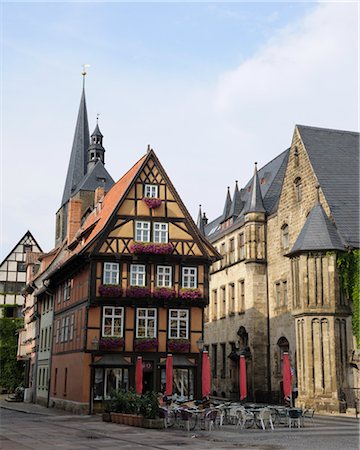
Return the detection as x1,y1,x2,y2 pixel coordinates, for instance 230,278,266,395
0,318,24,391
139,391,160,419
109,389,160,418
337,250,360,345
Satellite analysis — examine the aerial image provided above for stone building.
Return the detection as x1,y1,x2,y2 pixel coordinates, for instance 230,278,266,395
202,125,359,412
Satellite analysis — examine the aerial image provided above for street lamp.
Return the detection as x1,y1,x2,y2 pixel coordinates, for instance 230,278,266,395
196,338,204,352
92,336,99,350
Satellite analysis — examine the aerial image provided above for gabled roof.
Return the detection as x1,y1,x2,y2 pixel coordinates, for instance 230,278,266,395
72,160,114,195
297,125,359,248
0,231,43,267
287,202,345,256
61,88,90,206
244,163,265,214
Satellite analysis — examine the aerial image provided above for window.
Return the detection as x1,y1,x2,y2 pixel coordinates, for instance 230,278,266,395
57,285,62,304
69,315,74,340
277,337,289,374
135,221,150,242
64,316,70,342
17,262,26,272
40,329,44,351
153,222,168,243
63,280,71,301
221,286,226,318
212,289,218,320
44,328,48,351
156,266,172,287
283,281,288,306
136,308,157,338
275,282,281,306
229,283,235,314
169,309,189,339
211,344,218,378
172,368,194,400
221,343,226,378
102,307,124,337
130,264,146,286
220,243,226,267
229,238,235,264
294,178,302,202
238,233,245,260
56,320,60,343
239,280,245,312
48,326,52,350
144,184,158,198
60,319,65,343
103,263,120,285
182,267,197,288
281,224,289,250
94,368,129,400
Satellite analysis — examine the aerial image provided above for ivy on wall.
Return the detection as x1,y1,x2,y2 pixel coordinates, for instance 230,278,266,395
0,317,24,391
337,250,360,345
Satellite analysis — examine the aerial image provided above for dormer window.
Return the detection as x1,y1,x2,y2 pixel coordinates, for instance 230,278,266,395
281,224,289,251
144,184,158,198
294,177,302,202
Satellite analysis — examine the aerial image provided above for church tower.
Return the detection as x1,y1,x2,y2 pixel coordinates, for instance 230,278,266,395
55,73,114,246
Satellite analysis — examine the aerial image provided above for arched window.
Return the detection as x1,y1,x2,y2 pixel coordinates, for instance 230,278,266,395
277,336,289,374
294,177,302,202
281,224,289,251
294,146,299,166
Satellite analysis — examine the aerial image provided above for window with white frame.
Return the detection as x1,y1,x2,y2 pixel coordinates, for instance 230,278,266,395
144,184,158,198
169,309,189,339
69,315,74,340
103,263,120,285
130,265,146,286
157,266,172,287
102,307,124,337
64,316,70,342
153,222,168,243
60,318,65,342
56,320,60,343
182,267,197,288
135,221,150,242
136,308,157,338
63,280,71,301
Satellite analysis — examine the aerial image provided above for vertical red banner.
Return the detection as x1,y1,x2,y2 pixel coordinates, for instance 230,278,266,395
239,355,247,401
135,356,143,395
165,354,173,397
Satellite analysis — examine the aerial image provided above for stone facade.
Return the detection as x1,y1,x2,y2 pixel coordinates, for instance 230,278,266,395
204,125,358,411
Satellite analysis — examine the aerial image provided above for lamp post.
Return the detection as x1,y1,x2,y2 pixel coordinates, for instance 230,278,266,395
196,338,204,399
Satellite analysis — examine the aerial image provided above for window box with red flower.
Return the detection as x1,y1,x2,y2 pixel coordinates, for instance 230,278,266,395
99,337,125,351
130,242,173,255
179,288,202,300
142,197,162,209
99,284,123,297
153,287,176,300
167,339,191,353
126,286,151,298
134,338,158,351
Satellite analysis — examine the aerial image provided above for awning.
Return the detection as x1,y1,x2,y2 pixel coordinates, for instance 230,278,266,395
91,354,132,367
160,355,196,367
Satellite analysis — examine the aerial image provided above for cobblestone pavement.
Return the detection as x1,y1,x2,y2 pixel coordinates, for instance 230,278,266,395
0,403,359,450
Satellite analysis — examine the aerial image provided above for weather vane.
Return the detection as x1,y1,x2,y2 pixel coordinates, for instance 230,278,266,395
81,64,90,88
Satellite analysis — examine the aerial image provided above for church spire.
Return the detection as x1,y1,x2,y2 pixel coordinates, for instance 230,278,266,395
245,162,265,213
61,78,90,206
221,186,232,222
87,116,105,171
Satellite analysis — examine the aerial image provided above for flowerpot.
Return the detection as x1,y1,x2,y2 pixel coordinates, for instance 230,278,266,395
133,415,142,427
110,412,121,424
142,418,165,429
102,412,111,422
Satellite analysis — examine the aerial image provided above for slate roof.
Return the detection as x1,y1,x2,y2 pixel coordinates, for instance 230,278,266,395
221,188,232,222
205,149,289,239
288,203,345,255
244,163,265,214
228,182,243,218
61,89,90,206
297,125,359,248
72,160,114,196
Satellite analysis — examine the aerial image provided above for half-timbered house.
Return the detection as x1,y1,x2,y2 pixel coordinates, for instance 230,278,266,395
48,149,219,413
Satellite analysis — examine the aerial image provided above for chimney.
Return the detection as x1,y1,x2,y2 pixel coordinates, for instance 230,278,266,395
94,186,105,207
67,198,82,243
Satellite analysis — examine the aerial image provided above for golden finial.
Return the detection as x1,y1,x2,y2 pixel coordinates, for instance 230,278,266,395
81,64,90,88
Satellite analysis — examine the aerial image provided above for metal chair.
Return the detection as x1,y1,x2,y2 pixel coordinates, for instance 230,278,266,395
202,409,218,431
302,409,315,426
236,408,255,429
257,408,274,431
288,408,302,428
180,408,196,431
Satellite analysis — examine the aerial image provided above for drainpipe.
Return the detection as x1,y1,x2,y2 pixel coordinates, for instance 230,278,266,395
264,222,271,400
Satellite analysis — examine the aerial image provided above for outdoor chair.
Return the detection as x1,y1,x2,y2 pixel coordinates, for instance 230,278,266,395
288,408,302,428
180,408,196,431
227,406,241,425
158,407,169,428
214,405,226,427
200,409,218,431
302,409,315,426
236,408,255,429
257,408,274,431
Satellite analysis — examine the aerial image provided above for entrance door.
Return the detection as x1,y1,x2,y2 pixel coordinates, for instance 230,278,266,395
142,361,154,392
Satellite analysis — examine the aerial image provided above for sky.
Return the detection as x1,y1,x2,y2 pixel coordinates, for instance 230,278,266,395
1,1,358,260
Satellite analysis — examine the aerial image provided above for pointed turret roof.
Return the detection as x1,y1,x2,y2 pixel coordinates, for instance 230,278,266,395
288,202,345,256
92,122,103,138
221,187,232,222
73,160,114,196
61,88,90,206
197,205,205,234
228,181,243,218
244,163,265,214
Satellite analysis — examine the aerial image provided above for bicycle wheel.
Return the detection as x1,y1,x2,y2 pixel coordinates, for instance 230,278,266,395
188,414,197,431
